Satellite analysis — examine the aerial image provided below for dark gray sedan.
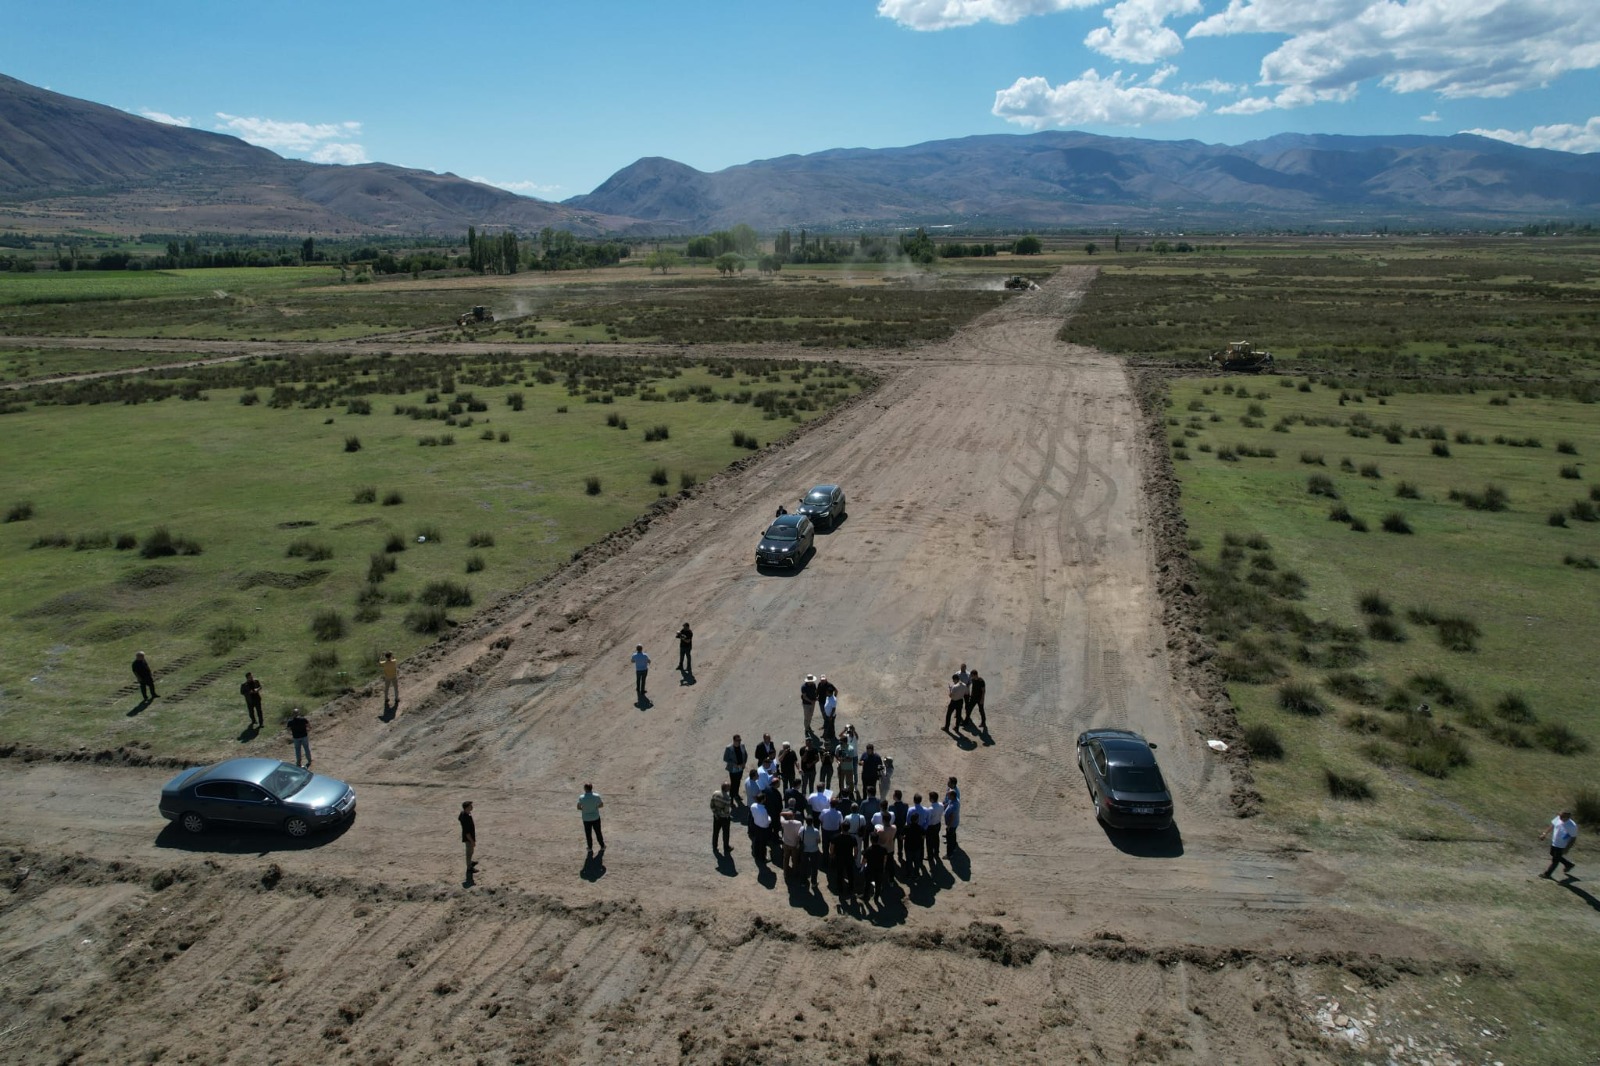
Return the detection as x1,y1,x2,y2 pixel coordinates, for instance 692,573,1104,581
756,513,814,568
1075,729,1174,830
160,757,356,838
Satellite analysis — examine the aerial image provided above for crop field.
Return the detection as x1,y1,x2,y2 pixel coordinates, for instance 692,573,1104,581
0,349,869,753
1064,236,1600,387
0,263,1014,345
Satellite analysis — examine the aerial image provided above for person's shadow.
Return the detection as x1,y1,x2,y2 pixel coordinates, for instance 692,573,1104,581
635,693,653,711
1557,876,1600,913
580,853,607,881
715,850,738,878
785,868,830,916
237,723,260,744
463,864,476,888
379,702,397,723
126,697,152,718
977,725,995,747
953,733,978,751
947,845,971,882
679,667,696,686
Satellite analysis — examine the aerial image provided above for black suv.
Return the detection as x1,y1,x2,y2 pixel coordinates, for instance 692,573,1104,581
798,484,847,530
1075,729,1174,830
756,513,814,568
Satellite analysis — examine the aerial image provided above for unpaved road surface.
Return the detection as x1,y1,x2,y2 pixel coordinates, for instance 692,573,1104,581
0,271,1455,1064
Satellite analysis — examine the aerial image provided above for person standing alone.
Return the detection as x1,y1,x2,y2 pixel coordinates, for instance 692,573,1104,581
578,783,606,855
459,801,477,877
288,708,311,767
380,651,400,709
240,672,264,729
630,645,650,701
1540,810,1579,879
132,651,157,701
676,623,694,674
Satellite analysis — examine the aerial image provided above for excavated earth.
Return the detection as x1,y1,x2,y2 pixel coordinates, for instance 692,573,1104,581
0,270,1474,1064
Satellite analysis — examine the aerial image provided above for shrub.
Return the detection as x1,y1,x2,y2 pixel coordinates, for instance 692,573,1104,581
465,554,485,574
650,466,669,486
506,392,524,411
1216,447,1238,462
1344,711,1386,735
1367,617,1407,642
1216,640,1288,683
1307,474,1338,498
1404,732,1472,778
731,429,752,448
310,610,346,642
415,525,442,543
467,531,495,547
481,429,495,441
1565,554,1599,569
353,603,382,624
1340,457,1356,471
1569,500,1599,522
1537,723,1589,756
643,424,670,442
296,650,345,697
1557,440,1578,455
680,471,698,491
73,531,111,551
605,411,622,427
114,533,138,550
344,436,362,453
1348,516,1369,533
1243,723,1284,760
1549,511,1569,527
1325,672,1385,705
419,580,473,608
384,532,406,553
499,431,510,442
355,583,385,606
286,539,333,562
1359,463,1382,479
1357,591,1391,616
1380,512,1413,534
4,501,34,523
555,405,568,414
382,490,404,506
239,390,260,406
206,622,249,656
367,552,396,584
1408,672,1474,709
1494,693,1536,724
1395,481,1420,499
1435,615,1481,652
1406,605,1440,625
1299,451,1325,466
1456,485,1510,512
1325,770,1374,801
1244,534,1270,551
406,605,450,635
1431,442,1451,458
1277,682,1328,716
1574,789,1600,826
585,476,602,495
1328,503,1352,523
140,526,201,558
352,485,377,504
1560,465,1582,480
346,398,371,416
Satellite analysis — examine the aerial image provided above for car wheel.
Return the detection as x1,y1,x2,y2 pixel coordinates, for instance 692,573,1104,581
180,811,205,834
283,816,311,838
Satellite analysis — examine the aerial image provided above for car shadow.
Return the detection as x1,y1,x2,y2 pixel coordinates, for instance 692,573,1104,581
1100,822,1185,857
813,513,848,535
155,816,354,855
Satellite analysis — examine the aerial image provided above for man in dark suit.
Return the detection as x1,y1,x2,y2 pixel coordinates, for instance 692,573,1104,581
723,734,749,805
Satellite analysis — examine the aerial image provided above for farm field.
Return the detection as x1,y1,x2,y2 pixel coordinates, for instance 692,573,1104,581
1,350,867,753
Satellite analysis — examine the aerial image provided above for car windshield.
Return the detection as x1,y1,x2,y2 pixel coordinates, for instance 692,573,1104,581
1108,765,1166,793
806,491,832,503
764,524,798,540
261,764,312,799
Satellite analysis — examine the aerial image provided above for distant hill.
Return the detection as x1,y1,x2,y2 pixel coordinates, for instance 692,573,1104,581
567,130,1600,231
4,72,1597,238
0,74,621,236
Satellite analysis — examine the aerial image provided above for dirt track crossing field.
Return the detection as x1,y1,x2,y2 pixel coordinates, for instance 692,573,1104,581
0,270,1464,1064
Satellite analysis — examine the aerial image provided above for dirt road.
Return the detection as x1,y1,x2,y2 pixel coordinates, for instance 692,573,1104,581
0,271,1451,1063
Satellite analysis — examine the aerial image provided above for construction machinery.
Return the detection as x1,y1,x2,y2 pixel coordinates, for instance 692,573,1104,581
455,306,494,327
1210,341,1274,373
1004,275,1038,291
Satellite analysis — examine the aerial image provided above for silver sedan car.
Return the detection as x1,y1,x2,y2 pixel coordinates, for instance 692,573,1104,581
160,757,356,838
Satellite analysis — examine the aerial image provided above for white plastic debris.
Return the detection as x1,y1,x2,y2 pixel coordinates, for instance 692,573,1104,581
1206,739,1228,752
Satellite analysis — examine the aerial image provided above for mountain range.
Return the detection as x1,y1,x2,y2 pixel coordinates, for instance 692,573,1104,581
2,72,1597,237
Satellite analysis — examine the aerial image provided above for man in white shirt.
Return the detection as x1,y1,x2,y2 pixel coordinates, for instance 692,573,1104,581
944,674,968,732
925,793,945,862
630,645,650,700
808,786,832,818
1541,810,1579,878
748,798,772,859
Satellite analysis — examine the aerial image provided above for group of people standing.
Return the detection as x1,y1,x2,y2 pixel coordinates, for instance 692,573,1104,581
944,662,987,733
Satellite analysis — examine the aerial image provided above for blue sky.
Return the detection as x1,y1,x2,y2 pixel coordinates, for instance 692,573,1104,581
5,0,1597,201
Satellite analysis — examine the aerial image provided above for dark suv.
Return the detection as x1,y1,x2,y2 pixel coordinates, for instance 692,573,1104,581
756,513,814,568
1075,729,1174,830
798,484,847,530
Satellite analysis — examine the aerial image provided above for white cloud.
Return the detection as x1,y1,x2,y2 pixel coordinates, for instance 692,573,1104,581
1420,111,1442,122
1183,78,1243,95
993,69,1206,127
877,0,1095,31
1190,0,1600,102
469,176,564,198
1217,96,1277,115
1464,117,1600,153
214,113,367,163
1084,0,1202,63
138,109,191,127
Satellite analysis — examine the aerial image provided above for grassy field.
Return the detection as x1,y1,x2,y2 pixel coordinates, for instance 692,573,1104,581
0,353,868,754
0,266,340,306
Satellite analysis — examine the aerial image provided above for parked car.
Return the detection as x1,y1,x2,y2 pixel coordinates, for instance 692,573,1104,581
160,757,356,838
797,484,847,530
756,513,814,568
1075,729,1174,830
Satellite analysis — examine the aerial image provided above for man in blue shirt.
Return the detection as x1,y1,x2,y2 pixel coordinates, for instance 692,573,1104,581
630,645,650,700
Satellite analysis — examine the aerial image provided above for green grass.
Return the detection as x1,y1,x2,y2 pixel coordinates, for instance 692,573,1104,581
0,266,340,306
0,360,864,754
